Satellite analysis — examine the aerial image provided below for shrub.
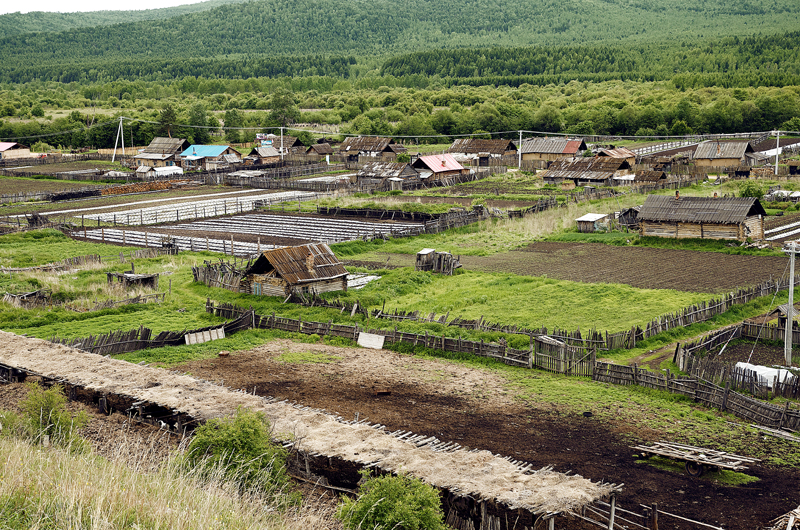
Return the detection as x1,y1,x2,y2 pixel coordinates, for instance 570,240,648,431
337,470,446,530
182,408,296,503
738,180,765,199
18,382,88,450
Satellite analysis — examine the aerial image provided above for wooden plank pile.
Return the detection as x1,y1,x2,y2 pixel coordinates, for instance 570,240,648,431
768,505,800,530
631,441,759,472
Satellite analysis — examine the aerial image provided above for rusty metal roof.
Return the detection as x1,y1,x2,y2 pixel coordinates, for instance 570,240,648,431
544,158,630,181
694,141,754,160
247,243,348,285
340,136,395,153
520,138,586,155
635,170,667,182
358,162,417,179
448,138,517,155
598,147,636,159
638,195,766,224
144,137,190,155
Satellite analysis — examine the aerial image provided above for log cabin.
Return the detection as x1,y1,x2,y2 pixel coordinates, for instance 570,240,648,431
243,243,348,297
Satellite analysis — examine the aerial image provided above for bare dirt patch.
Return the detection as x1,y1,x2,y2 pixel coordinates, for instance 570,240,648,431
175,339,799,530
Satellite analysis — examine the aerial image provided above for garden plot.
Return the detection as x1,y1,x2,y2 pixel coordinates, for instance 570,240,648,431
168,213,424,243
81,191,320,226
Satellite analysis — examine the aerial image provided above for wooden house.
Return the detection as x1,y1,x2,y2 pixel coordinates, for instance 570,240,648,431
448,139,517,162
638,193,766,241
243,243,348,297
250,146,281,164
339,136,405,161
0,142,31,159
356,162,418,189
618,206,640,229
543,158,632,187
694,141,755,168
307,143,334,156
133,137,189,168
597,147,636,165
179,145,240,171
520,138,587,162
575,213,608,233
258,134,305,155
412,154,468,181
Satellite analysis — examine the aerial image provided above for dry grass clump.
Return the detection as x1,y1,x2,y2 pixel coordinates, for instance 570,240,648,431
0,435,327,530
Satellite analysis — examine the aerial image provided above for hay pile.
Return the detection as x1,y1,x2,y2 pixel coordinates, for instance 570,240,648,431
0,331,618,515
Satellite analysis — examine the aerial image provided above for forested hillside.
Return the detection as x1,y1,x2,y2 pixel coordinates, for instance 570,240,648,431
0,0,798,82
0,0,251,38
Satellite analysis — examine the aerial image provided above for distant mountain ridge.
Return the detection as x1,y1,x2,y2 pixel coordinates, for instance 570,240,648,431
0,0,251,38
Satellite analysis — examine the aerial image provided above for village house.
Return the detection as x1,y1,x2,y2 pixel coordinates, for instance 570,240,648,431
133,137,189,168
448,138,517,165
243,243,348,297
306,143,334,156
338,136,406,162
411,153,468,181
0,142,31,159
179,145,240,171
519,138,587,162
258,134,306,155
543,158,632,187
597,147,637,165
356,162,419,189
638,193,766,241
693,140,756,168
247,146,281,165
634,170,668,184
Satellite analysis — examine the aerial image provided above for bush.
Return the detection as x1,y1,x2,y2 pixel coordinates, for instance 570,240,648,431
182,408,296,502
337,470,446,530
18,382,88,450
738,180,766,199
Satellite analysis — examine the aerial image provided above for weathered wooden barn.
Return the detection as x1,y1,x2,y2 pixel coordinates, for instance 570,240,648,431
634,170,667,183
412,154,468,180
519,138,587,162
243,244,348,297
339,136,405,161
543,158,632,187
448,139,517,162
356,162,418,189
0,142,31,159
597,147,636,165
618,206,641,229
133,137,189,168
694,141,756,168
249,146,281,164
638,194,766,241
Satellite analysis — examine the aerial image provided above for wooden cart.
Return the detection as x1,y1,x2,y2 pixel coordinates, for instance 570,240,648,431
632,441,760,477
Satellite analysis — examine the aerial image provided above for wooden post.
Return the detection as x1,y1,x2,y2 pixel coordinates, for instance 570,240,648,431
607,495,616,530
650,502,658,530
101,227,105,242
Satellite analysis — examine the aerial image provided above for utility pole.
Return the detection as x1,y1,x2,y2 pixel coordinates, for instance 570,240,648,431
775,130,780,176
784,240,797,366
111,117,126,163
280,126,284,161
518,130,522,169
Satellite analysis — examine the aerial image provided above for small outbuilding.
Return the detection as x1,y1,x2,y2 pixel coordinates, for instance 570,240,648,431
244,243,348,297
787,160,800,176
638,193,766,241
448,139,518,160
520,138,587,162
412,154,468,181
0,142,31,159
634,170,668,183
575,213,609,233
307,143,334,156
339,136,405,161
415,248,461,275
597,147,636,165
356,162,418,188
543,158,632,187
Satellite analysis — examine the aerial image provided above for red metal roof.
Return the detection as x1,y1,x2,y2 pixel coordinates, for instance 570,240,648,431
565,140,584,154
415,153,464,173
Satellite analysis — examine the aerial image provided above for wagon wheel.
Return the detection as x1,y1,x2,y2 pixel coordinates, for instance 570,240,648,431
685,461,705,477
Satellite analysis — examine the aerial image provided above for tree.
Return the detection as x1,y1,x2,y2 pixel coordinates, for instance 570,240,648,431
269,88,301,128
224,108,244,143
188,103,211,144
533,104,562,133
157,103,178,138
738,180,765,200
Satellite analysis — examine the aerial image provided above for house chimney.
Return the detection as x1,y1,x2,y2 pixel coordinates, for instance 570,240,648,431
441,157,446,167
717,142,721,155
675,190,680,200
713,192,718,198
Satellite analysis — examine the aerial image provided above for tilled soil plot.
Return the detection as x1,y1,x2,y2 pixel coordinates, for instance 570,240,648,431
714,342,791,366
465,242,789,293
176,339,799,530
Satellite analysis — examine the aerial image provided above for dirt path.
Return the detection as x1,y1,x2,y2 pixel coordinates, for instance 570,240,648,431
176,339,800,530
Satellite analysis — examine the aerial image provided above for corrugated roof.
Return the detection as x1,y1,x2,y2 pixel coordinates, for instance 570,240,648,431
144,137,189,155
133,153,172,160
340,136,394,153
448,138,517,155
576,213,607,222
694,141,754,160
638,195,766,224
248,243,348,285
598,147,636,159
0,142,25,152
180,145,231,158
413,154,464,173
255,146,280,158
520,138,586,155
544,158,629,181
358,162,417,179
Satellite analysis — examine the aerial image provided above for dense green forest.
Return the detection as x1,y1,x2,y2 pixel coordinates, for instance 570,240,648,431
0,0,250,38
1,0,799,81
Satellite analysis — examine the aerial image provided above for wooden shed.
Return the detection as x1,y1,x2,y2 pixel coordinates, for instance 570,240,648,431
634,170,667,183
787,160,800,176
0,142,31,159
638,193,766,241
307,143,334,156
597,147,636,165
575,213,608,233
339,136,405,161
520,138,587,162
412,154,468,181
244,243,348,297
448,138,517,159
415,248,461,275
356,162,418,188
543,158,631,187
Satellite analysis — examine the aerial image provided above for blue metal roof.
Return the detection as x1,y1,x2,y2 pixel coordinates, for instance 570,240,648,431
180,145,230,157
